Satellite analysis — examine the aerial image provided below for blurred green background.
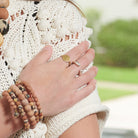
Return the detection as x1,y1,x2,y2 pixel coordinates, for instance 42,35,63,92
84,8,138,101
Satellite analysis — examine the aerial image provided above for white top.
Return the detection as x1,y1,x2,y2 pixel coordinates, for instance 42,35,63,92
0,0,109,137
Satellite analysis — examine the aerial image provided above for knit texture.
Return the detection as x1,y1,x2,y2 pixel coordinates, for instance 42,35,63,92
0,0,109,137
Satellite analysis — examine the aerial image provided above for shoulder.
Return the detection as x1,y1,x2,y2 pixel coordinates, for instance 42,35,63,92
36,0,89,43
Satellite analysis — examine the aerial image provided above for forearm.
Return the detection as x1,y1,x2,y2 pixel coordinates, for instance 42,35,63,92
60,114,100,138
0,96,23,138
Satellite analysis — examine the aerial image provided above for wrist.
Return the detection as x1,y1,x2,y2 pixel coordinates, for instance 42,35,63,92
0,96,23,135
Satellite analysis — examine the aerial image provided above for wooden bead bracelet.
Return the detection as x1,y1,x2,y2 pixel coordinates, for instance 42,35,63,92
15,80,43,121
2,80,44,131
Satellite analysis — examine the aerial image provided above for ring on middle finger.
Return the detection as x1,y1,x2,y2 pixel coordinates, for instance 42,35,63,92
61,54,72,67
72,61,81,67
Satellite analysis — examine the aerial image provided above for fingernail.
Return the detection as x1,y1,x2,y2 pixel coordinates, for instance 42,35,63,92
44,45,51,50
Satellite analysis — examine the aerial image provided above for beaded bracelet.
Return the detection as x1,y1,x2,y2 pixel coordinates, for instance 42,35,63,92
2,90,18,118
15,80,44,121
10,85,36,129
2,89,30,130
2,79,44,131
16,84,39,122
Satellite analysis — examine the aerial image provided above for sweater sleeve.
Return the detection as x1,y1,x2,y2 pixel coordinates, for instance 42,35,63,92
36,0,109,138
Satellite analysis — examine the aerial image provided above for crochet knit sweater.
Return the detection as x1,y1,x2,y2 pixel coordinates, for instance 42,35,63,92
0,0,109,137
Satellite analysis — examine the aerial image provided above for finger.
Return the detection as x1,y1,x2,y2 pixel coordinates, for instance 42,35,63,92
73,79,96,105
30,45,53,66
73,66,98,89
67,48,95,76
55,41,89,69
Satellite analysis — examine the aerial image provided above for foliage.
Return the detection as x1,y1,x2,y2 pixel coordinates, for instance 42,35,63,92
96,19,138,68
96,65,138,84
85,8,101,48
98,88,136,101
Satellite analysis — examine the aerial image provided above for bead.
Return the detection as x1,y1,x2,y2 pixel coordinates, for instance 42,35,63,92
27,110,34,117
11,95,16,99
29,116,35,122
24,119,28,123
9,91,14,95
24,123,30,130
19,109,24,113
21,112,25,116
13,98,18,102
39,110,42,113
24,105,31,111
23,91,27,95
14,112,19,118
39,116,43,121
0,0,9,8
0,19,9,35
39,113,42,116
18,93,25,100
19,85,26,92
18,105,23,109
34,111,38,116
30,102,34,106
22,99,28,106
10,93,16,97
22,115,27,120
25,94,30,99
16,101,21,105
0,33,4,47
13,105,17,109
28,97,32,102
0,8,9,19
36,102,40,106
31,105,35,110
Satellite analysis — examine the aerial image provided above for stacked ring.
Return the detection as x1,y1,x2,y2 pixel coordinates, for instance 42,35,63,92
61,54,81,68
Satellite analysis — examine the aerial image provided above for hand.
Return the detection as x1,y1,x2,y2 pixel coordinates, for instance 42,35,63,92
19,41,98,116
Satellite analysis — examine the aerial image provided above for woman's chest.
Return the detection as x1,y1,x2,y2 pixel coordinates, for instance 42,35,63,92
1,1,42,72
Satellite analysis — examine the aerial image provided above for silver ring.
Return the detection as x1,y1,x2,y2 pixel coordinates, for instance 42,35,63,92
72,61,81,67
78,69,84,76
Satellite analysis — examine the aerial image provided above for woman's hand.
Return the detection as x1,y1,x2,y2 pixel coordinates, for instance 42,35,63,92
19,41,98,116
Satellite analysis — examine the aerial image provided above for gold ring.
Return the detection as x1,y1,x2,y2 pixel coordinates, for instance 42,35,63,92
61,55,72,67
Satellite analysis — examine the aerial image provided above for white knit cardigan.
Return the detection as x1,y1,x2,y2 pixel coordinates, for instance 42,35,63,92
0,0,109,137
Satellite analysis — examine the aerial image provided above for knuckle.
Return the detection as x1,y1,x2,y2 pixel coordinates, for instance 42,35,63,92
88,83,95,92
67,66,77,76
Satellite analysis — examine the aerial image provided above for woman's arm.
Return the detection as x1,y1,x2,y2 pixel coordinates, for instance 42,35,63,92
0,97,23,138
60,114,100,138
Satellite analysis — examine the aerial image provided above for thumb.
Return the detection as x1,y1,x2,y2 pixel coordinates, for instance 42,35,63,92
31,45,53,65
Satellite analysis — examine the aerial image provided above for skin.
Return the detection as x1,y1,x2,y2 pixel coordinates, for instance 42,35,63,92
60,114,100,138
0,1,100,137
0,41,97,137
